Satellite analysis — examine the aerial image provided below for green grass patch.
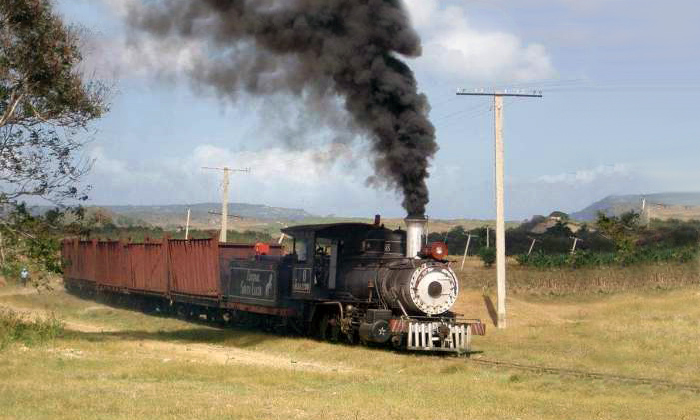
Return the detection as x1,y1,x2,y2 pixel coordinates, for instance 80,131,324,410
0,307,64,350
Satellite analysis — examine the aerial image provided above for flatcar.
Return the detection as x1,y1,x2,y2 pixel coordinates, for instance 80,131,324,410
62,216,484,354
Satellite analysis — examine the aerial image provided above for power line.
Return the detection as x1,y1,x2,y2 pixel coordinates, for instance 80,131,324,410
432,102,491,122
456,88,544,98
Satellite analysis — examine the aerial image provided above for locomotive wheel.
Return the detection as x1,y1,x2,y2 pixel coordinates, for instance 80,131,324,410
391,334,404,350
318,313,341,342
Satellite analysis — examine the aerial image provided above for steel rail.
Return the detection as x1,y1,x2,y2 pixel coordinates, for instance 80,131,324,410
466,357,700,393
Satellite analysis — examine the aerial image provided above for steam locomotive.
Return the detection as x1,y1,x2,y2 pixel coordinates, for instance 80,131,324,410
62,216,484,354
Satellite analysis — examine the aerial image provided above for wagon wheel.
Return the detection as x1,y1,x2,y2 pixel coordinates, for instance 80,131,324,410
175,304,189,320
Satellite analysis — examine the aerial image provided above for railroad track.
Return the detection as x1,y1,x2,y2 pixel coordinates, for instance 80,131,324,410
467,357,700,393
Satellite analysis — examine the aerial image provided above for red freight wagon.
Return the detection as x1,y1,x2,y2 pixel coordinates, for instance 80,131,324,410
62,238,284,298
94,241,131,289
62,240,97,283
128,242,168,293
168,238,220,298
61,240,79,280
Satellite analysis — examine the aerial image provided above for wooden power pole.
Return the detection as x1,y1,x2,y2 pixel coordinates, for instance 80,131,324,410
185,208,191,240
457,89,542,329
202,166,250,243
220,167,230,242
460,233,475,270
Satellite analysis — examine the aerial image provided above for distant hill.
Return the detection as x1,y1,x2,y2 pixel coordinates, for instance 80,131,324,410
101,203,317,228
109,203,314,220
26,202,317,230
572,192,700,221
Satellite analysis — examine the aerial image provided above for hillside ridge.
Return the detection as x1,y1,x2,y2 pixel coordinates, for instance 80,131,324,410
572,192,700,221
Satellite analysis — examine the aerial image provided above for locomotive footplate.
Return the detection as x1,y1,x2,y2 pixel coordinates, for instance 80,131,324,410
389,317,485,354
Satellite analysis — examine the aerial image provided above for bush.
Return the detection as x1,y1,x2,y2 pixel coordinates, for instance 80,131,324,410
516,246,698,269
479,247,496,267
0,308,63,350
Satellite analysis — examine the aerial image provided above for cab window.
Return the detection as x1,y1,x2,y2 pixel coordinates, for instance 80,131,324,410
294,239,308,262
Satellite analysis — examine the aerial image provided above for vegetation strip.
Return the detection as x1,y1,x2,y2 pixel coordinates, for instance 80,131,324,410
468,357,700,393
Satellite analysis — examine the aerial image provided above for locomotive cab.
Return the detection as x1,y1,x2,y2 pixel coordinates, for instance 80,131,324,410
282,222,404,300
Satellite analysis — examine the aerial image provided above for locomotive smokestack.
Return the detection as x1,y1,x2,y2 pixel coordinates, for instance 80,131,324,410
405,215,427,259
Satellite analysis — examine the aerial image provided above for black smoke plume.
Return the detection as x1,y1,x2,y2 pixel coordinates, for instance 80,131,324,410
128,0,437,216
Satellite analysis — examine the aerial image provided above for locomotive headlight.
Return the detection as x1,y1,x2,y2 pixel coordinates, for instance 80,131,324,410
408,264,459,316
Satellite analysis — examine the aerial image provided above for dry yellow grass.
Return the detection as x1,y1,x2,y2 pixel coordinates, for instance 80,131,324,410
0,273,699,419
452,256,699,295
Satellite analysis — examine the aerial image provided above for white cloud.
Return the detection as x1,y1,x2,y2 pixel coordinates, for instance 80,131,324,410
90,143,357,189
98,0,136,16
81,34,205,81
403,0,556,82
84,0,556,83
85,143,387,215
187,144,356,188
89,146,168,187
537,164,631,185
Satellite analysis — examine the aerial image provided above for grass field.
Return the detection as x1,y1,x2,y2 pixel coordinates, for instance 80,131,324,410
1,265,699,419
454,256,700,295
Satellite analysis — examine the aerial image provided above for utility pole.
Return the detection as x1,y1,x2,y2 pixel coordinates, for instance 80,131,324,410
202,166,250,242
642,196,651,227
570,237,582,254
221,167,230,242
460,233,475,270
527,237,539,256
457,88,542,329
185,208,191,240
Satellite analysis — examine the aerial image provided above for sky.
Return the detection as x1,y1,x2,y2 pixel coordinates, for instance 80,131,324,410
54,0,700,220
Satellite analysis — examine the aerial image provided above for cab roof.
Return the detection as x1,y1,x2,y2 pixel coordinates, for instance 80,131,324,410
281,223,377,239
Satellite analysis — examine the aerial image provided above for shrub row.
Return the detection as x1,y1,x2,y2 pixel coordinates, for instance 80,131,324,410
516,246,698,269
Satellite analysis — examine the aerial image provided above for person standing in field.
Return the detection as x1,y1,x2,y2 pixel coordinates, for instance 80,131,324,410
20,268,29,287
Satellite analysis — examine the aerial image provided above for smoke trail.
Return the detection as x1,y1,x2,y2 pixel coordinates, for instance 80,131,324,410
128,0,436,215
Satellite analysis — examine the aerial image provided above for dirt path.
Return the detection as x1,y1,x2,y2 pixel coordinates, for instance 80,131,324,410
0,285,40,297
136,340,352,373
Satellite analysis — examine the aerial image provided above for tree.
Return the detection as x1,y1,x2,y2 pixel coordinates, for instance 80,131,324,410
0,0,108,277
596,211,640,241
596,211,640,264
546,220,573,237
478,246,496,268
1,0,108,206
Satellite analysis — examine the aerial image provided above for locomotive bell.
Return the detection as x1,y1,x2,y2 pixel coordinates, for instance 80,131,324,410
404,215,427,258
